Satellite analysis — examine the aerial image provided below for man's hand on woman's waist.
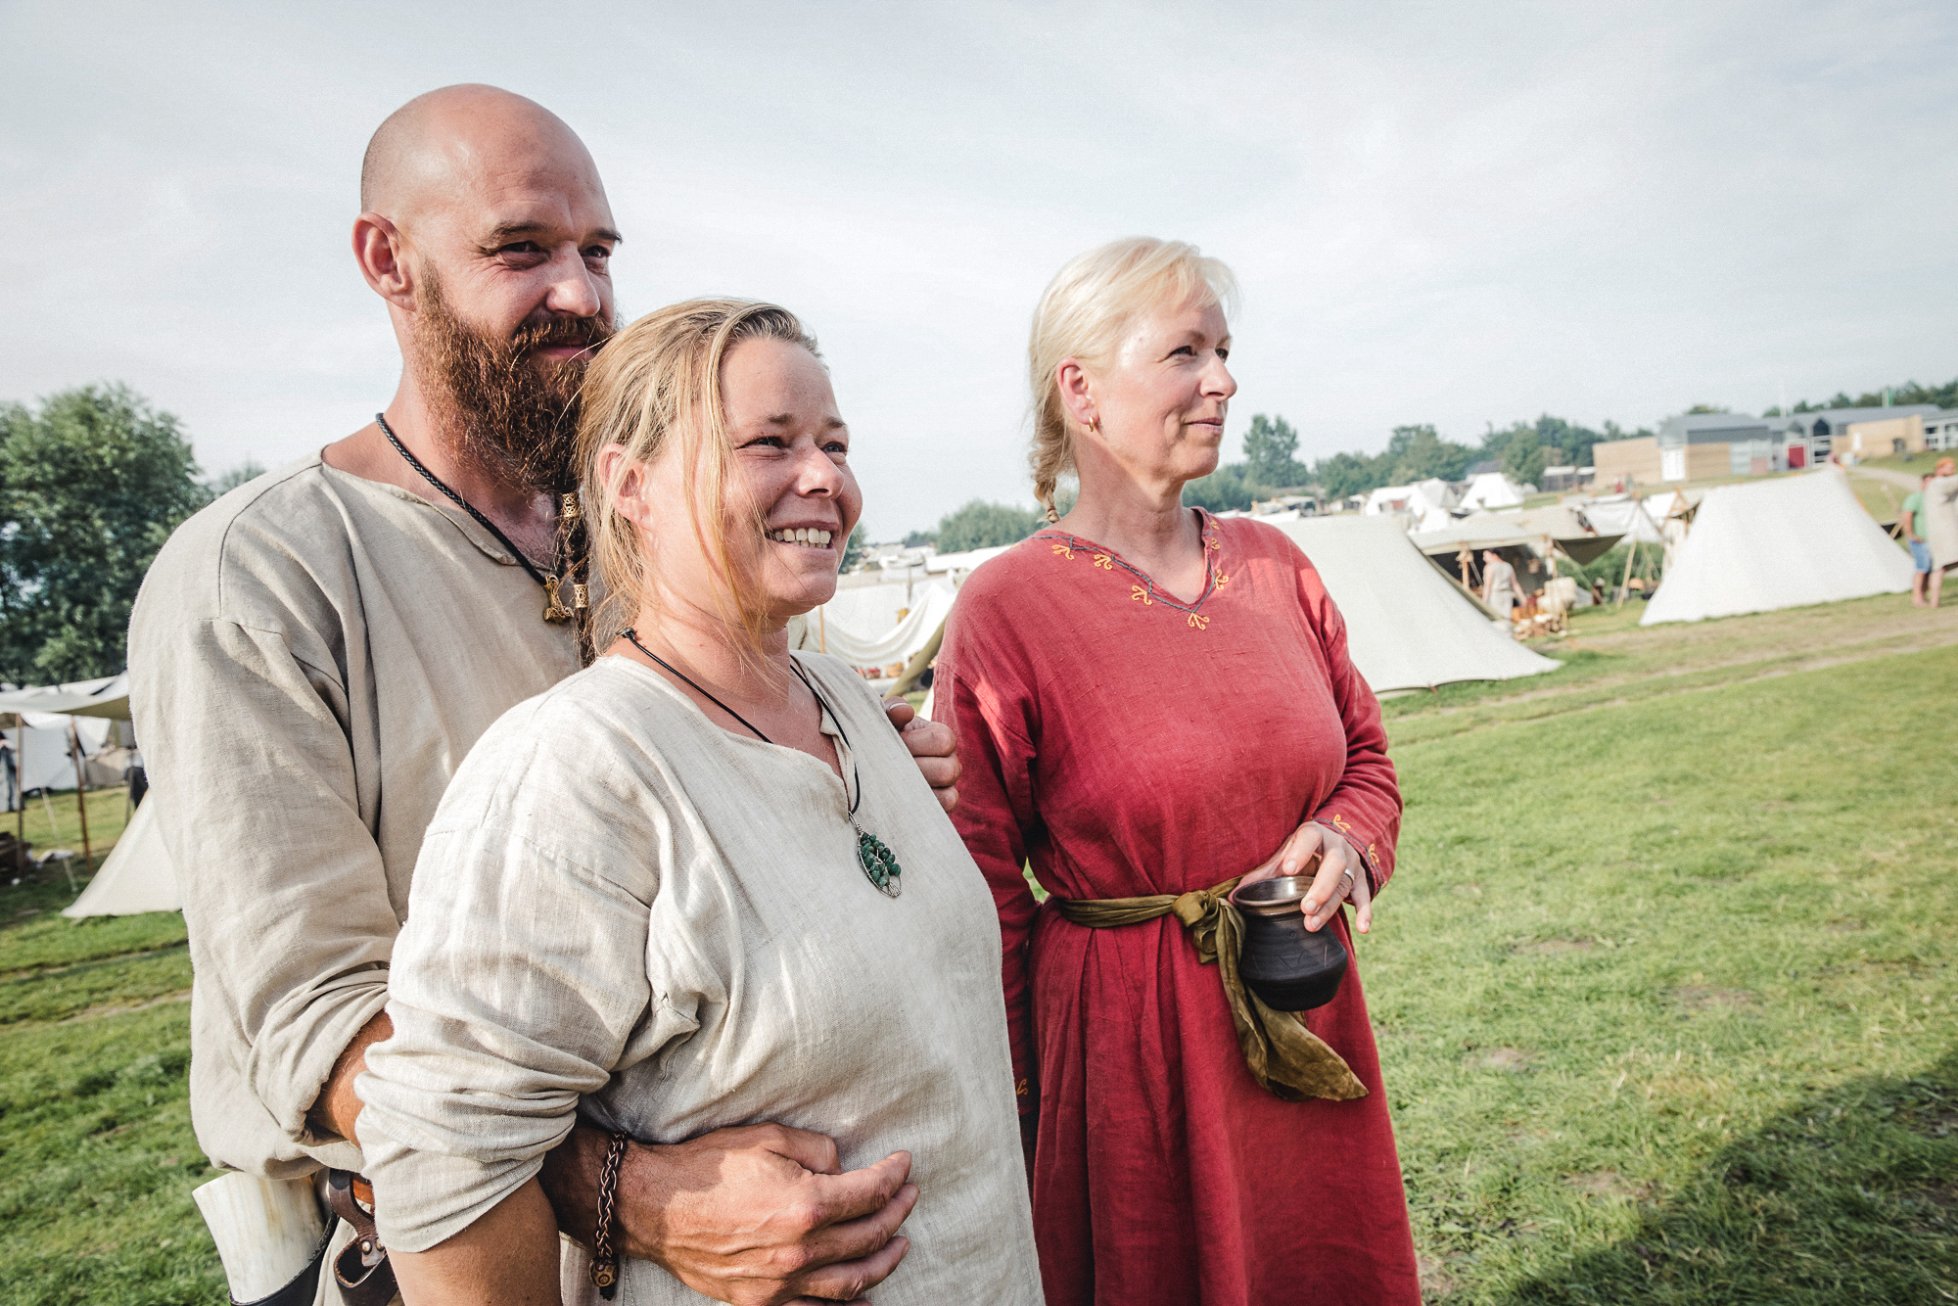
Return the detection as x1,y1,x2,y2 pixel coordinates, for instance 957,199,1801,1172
544,1121,917,1306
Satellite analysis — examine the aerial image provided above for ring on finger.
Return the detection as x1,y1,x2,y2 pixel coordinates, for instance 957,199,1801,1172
1338,869,1355,895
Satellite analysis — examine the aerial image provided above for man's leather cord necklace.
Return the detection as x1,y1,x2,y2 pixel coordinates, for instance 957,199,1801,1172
375,412,593,659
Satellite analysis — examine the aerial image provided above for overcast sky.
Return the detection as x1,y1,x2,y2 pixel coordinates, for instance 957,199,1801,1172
5,0,1955,536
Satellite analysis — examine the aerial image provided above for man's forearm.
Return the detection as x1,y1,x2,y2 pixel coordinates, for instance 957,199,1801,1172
306,1011,393,1146
537,1122,608,1250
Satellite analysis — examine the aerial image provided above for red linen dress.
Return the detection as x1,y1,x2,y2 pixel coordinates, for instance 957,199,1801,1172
935,510,1421,1306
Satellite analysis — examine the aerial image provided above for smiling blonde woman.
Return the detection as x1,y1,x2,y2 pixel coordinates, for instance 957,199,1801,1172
936,239,1421,1305
356,299,1041,1305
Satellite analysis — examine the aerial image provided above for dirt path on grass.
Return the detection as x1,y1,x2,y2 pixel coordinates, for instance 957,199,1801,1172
1849,464,1928,490
0,940,187,984
51,989,190,1025
1404,602,1958,729
1400,636,1958,745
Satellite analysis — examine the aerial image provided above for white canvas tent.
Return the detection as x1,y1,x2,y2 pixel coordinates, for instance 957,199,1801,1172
1363,478,1457,520
0,672,131,720
790,576,959,694
2,718,115,805
1573,496,1666,545
0,674,128,810
1264,516,1559,692
62,798,180,917
1459,471,1529,511
1410,505,1625,568
1641,470,1911,625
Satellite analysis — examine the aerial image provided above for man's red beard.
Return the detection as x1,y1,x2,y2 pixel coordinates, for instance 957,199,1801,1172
410,274,616,494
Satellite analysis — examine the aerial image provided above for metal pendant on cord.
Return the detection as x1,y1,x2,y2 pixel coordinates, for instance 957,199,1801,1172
376,412,593,661
621,628,904,898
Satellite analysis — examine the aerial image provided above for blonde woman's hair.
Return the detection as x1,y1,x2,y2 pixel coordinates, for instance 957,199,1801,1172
1026,237,1238,521
576,298,821,650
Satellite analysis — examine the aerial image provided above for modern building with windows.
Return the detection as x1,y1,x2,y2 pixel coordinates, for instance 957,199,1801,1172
1773,405,1942,465
1592,412,1776,486
1837,409,1958,458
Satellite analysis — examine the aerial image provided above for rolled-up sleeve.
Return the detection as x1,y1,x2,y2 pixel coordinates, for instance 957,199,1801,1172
358,814,657,1252
132,609,398,1164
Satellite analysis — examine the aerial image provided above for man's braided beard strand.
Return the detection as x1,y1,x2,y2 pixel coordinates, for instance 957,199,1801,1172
411,272,617,495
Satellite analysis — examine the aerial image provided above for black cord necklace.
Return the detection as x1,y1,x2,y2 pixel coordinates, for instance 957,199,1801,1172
375,412,588,631
621,627,903,898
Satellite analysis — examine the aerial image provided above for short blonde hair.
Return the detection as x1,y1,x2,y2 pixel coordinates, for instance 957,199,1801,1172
1026,237,1238,520
576,298,821,649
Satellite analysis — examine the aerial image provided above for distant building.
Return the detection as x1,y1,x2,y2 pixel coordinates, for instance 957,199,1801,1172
1838,409,1958,459
1773,405,1941,466
1540,465,1593,493
1252,492,1323,516
1592,412,1775,485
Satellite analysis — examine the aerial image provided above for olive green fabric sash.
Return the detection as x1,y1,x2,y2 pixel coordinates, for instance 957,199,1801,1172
1052,877,1366,1103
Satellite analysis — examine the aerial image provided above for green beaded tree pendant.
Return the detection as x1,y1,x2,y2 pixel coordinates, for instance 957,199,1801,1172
856,827,903,897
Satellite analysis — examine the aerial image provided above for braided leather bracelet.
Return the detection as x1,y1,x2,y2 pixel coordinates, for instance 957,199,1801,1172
590,1131,629,1299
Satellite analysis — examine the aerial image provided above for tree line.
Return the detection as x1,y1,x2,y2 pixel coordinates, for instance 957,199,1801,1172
895,371,1958,554
1764,376,1958,417
9,371,1954,681
0,386,242,685
901,410,1638,549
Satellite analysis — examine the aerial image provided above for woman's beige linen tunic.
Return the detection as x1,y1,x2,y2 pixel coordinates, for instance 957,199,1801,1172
358,653,1042,1305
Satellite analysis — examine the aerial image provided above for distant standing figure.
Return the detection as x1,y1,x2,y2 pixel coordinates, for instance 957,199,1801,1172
1925,457,1958,609
1903,472,1934,607
125,746,148,809
1481,548,1524,623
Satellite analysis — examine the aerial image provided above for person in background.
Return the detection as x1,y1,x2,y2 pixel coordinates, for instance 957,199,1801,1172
1481,547,1524,625
1903,471,1933,607
124,745,147,810
935,236,1419,1305
360,298,1041,1306
1925,457,1958,609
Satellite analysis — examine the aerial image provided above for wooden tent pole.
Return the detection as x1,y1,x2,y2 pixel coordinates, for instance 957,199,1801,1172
67,719,92,874
1616,538,1638,607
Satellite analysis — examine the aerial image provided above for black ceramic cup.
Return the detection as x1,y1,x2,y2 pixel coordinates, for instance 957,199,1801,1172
1233,875,1349,1011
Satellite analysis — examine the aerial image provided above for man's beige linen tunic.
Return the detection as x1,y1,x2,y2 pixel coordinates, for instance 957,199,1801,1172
128,456,580,1179
357,655,1043,1305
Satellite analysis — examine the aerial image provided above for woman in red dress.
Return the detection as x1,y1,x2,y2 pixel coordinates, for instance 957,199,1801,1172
934,237,1422,1305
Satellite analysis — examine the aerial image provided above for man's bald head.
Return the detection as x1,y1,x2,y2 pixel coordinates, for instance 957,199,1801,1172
360,84,600,221
354,85,619,494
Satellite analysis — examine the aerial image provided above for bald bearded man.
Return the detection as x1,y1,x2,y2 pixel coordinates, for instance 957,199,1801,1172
130,86,947,1306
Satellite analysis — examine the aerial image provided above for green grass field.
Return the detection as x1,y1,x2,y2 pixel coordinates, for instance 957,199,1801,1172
1847,469,1914,525
2,596,1954,1303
